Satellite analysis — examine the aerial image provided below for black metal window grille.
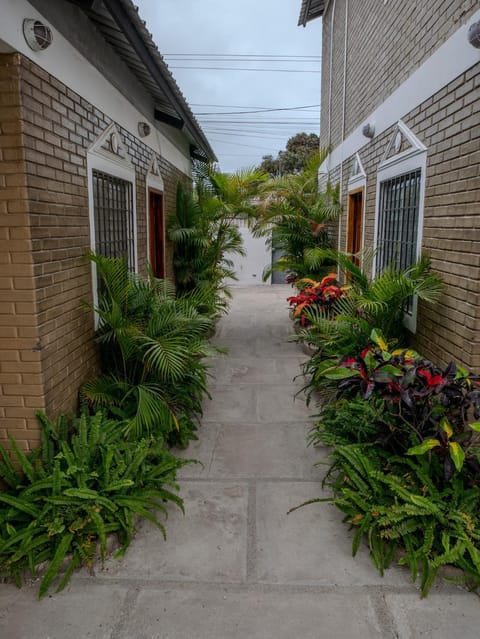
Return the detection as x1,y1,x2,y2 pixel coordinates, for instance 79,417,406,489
376,168,422,315
92,170,135,269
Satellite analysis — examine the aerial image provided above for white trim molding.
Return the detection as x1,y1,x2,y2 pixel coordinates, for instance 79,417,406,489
324,7,480,174
348,152,366,191
87,123,137,315
346,153,367,257
373,122,427,333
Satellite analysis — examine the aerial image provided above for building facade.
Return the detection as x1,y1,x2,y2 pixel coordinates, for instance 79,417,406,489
299,0,480,368
0,0,215,450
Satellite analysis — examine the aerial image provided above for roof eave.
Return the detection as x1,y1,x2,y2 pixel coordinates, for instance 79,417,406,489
298,0,326,27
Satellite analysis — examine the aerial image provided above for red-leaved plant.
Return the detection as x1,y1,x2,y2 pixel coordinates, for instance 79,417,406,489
287,274,346,326
319,330,480,481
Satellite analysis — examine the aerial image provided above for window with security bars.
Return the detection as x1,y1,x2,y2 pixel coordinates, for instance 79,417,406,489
92,170,135,269
376,168,422,316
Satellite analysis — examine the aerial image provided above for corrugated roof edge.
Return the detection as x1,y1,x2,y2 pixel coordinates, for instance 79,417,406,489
115,0,216,162
298,0,326,27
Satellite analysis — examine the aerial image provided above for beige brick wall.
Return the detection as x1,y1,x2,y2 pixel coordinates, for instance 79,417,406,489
0,54,45,451
320,0,478,149
0,53,191,450
332,62,480,370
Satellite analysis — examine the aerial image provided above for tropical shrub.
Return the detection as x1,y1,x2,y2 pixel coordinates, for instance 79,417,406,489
317,330,480,479
253,150,341,281
82,254,213,444
287,273,345,326
320,445,480,596
302,249,444,343
297,325,480,595
294,254,444,402
0,410,186,598
169,164,267,315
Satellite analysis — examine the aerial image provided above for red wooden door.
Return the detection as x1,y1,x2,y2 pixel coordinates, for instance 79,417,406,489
149,189,165,278
347,189,364,266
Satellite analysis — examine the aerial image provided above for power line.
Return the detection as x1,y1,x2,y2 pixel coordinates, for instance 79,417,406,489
163,53,321,58
170,66,319,73
166,57,319,63
209,137,280,151
194,104,319,115
198,120,319,125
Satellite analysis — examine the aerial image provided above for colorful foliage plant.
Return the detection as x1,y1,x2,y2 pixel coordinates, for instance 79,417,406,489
319,330,480,482
287,273,346,326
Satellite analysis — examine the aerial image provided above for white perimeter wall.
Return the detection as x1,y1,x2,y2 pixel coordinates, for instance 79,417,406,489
229,227,272,286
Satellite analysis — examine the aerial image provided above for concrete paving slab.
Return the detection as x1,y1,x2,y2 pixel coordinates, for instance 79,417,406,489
202,384,312,423
255,480,411,586
212,336,300,359
96,482,248,583
385,589,480,638
177,422,326,480
255,384,312,421
206,356,306,387
117,585,386,639
0,581,128,639
201,385,258,422
214,316,293,341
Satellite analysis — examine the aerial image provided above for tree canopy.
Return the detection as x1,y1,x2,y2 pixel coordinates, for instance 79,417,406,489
258,132,320,176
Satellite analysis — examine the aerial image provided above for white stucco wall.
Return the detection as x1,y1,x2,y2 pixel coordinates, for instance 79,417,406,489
229,226,272,286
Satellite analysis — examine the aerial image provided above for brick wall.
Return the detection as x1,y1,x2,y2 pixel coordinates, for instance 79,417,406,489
320,0,478,149
332,62,480,370
0,54,45,450
0,53,191,450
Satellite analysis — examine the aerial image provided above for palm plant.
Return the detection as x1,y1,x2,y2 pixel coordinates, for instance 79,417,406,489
168,164,268,314
82,254,213,442
253,149,342,281
300,249,444,348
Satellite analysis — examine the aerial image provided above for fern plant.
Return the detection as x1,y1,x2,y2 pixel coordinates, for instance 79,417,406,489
0,410,186,598
292,443,480,596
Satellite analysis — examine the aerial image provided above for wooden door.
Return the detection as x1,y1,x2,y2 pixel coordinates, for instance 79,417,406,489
347,188,364,266
148,189,165,278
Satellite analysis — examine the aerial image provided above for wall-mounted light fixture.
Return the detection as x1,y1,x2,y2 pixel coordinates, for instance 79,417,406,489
468,21,480,48
362,123,375,139
138,122,151,138
23,19,53,51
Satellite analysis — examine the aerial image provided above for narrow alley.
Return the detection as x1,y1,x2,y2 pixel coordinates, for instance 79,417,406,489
1,286,479,638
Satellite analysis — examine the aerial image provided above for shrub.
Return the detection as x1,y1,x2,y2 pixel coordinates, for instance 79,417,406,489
296,327,480,595
317,330,480,481
82,254,213,444
0,410,186,598
287,274,346,327
322,445,480,596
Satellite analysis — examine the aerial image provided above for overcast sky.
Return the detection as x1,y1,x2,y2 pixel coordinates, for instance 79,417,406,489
135,0,322,173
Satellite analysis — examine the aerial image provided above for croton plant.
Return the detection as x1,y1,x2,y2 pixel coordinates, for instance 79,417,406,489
319,329,480,481
287,274,346,326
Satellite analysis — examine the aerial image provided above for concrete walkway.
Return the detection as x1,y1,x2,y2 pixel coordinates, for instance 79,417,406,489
1,286,479,638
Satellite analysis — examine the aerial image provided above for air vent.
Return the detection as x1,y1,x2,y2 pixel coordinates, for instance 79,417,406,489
23,19,53,51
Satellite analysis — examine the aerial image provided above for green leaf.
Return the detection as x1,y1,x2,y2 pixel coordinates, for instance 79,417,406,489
406,439,441,456
38,533,73,599
370,328,388,351
0,493,40,517
323,366,361,380
469,422,480,432
448,442,465,472
440,417,453,439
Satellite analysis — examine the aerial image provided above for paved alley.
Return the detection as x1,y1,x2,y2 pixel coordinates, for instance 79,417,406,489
1,286,479,638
